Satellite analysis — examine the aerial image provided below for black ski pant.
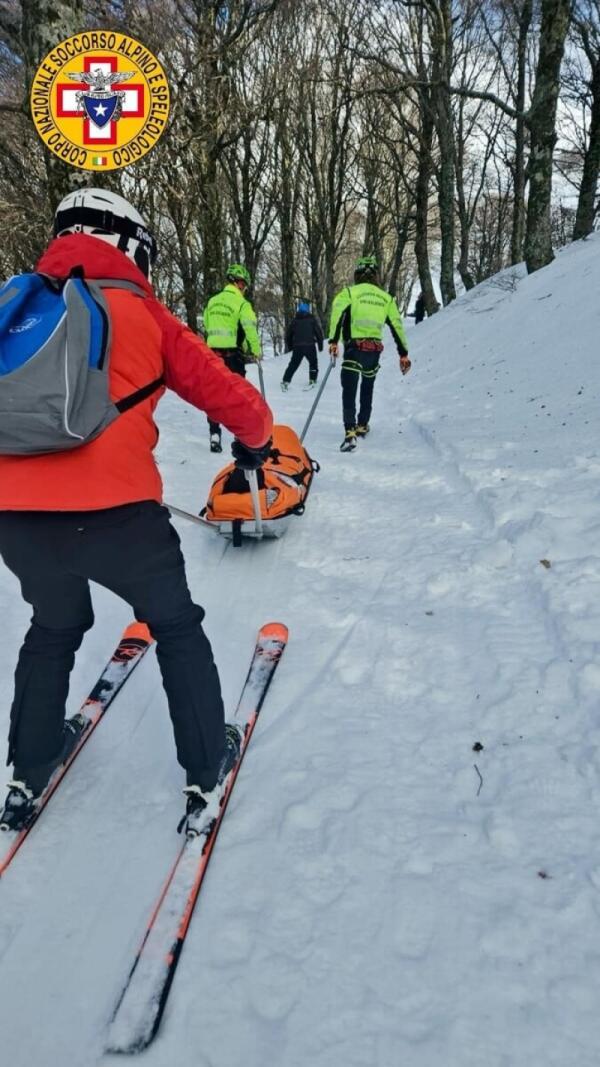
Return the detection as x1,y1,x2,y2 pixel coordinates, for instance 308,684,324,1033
208,348,246,436
0,502,226,792
283,346,319,384
340,345,381,430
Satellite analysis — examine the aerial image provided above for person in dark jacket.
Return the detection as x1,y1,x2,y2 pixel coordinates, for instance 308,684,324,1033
281,301,324,391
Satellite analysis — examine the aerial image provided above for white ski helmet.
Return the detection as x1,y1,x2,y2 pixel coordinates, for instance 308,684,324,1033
53,187,157,278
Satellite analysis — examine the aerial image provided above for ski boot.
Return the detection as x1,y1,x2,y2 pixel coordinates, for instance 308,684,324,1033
178,723,244,839
0,715,88,832
340,429,357,452
280,381,289,392
0,782,37,833
355,424,370,438
210,431,223,453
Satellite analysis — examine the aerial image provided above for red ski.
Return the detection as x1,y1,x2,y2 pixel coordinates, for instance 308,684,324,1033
0,621,153,878
106,621,288,1054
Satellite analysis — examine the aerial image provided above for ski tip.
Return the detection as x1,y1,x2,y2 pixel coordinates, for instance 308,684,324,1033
260,622,288,642
122,621,154,643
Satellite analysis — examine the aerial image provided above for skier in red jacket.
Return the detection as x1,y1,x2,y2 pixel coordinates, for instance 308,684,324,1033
0,188,273,832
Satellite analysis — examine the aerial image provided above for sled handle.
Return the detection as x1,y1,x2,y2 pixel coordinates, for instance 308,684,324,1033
300,359,334,443
165,503,218,531
245,469,264,539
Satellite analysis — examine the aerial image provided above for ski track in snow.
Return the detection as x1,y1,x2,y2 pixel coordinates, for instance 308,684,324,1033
1,236,600,1064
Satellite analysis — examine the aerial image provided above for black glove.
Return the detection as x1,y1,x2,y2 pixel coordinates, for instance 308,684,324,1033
231,438,272,470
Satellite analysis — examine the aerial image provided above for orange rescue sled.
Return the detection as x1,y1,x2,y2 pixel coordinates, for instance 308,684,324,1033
201,424,319,544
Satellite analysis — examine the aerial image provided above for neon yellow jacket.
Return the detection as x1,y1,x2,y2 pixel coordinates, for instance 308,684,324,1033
204,284,261,358
328,282,408,355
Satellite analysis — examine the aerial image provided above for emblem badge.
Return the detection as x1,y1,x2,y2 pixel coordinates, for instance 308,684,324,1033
30,31,170,171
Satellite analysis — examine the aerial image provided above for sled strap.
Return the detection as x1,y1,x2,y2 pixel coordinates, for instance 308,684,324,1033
232,520,243,547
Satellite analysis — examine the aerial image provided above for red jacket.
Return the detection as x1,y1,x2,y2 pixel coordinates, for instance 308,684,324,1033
0,235,272,511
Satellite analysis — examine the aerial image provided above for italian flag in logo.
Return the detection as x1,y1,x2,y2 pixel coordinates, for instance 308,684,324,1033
92,155,107,166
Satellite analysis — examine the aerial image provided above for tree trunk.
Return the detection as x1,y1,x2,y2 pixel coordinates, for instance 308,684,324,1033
573,57,600,239
21,0,90,209
431,0,457,305
363,170,383,267
177,221,200,331
414,98,439,315
524,0,571,273
196,31,225,302
323,235,337,327
455,98,475,290
387,214,412,302
457,211,476,290
511,0,534,264
279,155,297,331
200,144,224,300
304,193,326,328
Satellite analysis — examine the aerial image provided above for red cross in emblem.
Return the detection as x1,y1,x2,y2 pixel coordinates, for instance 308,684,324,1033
56,55,144,146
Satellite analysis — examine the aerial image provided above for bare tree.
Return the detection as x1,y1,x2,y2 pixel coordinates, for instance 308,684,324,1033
524,0,572,271
296,0,363,321
371,4,441,313
0,0,592,309
474,0,535,263
571,0,600,237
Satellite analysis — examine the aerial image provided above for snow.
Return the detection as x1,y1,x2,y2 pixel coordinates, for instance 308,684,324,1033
1,234,600,1065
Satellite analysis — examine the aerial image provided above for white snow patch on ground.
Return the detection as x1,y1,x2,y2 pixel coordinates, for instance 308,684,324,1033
0,234,600,1065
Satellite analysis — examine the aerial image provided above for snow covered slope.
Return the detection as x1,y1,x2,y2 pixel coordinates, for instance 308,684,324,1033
0,234,600,1066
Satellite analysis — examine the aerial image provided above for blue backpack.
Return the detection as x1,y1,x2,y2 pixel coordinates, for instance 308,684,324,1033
0,270,163,455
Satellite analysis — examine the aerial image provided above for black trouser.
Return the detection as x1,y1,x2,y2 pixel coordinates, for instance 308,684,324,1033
208,348,246,435
340,344,381,430
0,502,226,791
283,346,319,384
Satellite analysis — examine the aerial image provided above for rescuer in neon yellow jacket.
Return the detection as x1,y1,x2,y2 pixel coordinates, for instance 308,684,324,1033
328,256,411,451
203,263,262,452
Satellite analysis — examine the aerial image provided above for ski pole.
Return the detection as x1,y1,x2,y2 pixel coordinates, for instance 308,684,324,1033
257,360,266,400
245,469,264,539
300,359,334,443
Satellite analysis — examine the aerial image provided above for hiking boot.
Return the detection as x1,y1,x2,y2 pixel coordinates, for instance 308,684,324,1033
355,424,370,437
178,724,244,838
210,432,223,453
340,430,357,452
280,381,289,392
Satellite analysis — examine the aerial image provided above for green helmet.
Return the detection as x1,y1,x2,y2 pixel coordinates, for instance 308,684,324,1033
354,255,378,279
226,263,251,286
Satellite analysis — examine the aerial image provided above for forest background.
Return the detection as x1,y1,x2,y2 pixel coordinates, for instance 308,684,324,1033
0,0,598,347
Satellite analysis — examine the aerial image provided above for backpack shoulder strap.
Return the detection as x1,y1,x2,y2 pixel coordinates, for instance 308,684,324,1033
93,278,148,298
90,276,163,406
36,270,147,297
79,275,161,411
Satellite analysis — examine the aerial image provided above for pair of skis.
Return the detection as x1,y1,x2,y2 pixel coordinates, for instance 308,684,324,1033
0,619,288,1053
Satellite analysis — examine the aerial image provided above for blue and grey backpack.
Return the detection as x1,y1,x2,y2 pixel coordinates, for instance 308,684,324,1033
0,269,163,455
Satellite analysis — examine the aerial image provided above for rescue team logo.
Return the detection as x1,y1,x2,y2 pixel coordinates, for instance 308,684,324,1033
30,31,170,171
